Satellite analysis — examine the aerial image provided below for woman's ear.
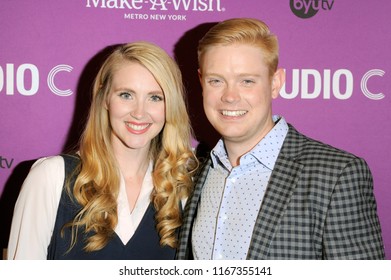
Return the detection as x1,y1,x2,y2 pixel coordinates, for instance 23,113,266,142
198,68,202,83
104,96,109,110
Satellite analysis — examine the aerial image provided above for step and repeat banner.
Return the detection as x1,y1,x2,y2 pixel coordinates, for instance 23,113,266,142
1,1,390,258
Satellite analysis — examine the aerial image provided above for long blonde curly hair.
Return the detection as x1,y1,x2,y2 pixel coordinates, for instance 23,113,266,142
65,41,198,252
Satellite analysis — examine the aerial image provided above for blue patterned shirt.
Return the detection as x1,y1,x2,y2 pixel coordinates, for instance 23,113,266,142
192,116,289,259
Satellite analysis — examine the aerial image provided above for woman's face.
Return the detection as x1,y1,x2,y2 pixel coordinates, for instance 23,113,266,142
106,61,165,154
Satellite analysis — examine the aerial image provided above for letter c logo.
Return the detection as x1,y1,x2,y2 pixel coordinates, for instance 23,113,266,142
47,64,73,96
361,69,385,100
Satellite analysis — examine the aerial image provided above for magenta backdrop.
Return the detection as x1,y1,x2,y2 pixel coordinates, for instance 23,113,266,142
1,1,390,259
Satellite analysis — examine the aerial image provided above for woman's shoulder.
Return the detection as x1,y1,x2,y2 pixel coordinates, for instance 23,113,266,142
30,155,64,170
31,154,80,172
24,155,65,188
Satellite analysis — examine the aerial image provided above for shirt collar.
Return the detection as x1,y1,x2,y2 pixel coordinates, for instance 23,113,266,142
210,115,289,171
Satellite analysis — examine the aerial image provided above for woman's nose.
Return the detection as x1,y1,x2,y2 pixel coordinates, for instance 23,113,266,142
130,101,146,119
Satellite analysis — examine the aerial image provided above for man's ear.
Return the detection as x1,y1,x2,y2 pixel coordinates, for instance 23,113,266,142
271,68,285,99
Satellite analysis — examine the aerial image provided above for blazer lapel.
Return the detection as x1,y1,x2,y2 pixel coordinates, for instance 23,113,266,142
247,126,305,259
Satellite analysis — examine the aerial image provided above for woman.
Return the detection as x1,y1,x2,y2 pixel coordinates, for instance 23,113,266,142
7,41,198,259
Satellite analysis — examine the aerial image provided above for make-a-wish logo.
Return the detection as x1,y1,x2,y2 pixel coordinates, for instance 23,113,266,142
85,0,225,12
290,0,334,19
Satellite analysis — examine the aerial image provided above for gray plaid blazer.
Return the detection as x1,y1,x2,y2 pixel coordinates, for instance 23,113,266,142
176,125,385,259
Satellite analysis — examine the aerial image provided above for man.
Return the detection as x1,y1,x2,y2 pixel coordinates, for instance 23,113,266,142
176,18,385,259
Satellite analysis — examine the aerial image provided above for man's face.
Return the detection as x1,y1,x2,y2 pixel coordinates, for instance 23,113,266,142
199,43,284,151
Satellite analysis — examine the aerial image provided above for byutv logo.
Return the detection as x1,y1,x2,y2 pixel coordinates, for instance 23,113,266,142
0,156,14,169
290,0,334,19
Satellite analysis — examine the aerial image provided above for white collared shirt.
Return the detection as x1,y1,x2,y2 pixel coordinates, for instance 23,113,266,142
7,156,153,259
192,116,289,260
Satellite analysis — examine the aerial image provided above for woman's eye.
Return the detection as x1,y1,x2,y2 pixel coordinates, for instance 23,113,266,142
119,92,132,99
150,94,164,102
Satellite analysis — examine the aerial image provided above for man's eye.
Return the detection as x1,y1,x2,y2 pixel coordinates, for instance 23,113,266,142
243,79,255,85
207,79,222,85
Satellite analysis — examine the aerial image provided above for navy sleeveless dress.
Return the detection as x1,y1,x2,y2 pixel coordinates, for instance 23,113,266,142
47,154,176,259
